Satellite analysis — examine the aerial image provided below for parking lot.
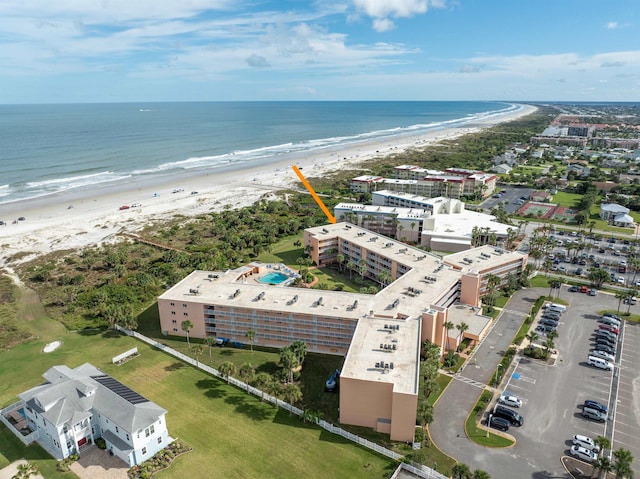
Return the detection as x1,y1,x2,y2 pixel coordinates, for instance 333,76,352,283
493,288,640,477
538,233,640,287
480,186,534,214
611,321,640,473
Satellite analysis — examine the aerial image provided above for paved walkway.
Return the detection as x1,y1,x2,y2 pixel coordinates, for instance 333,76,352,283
428,288,546,478
69,445,129,479
0,460,44,479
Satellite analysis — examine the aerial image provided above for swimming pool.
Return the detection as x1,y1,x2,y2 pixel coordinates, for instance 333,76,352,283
259,271,289,285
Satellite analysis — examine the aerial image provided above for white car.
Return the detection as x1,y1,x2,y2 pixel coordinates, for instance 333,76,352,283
590,349,615,362
499,394,522,408
617,277,625,284
570,445,597,462
573,434,600,453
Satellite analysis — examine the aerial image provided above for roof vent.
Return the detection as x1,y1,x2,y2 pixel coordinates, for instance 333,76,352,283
232,289,241,298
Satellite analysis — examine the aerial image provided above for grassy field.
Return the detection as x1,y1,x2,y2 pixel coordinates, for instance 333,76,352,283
0,288,396,479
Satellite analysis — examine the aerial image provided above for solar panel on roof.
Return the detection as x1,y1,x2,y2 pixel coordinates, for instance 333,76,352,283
92,375,149,405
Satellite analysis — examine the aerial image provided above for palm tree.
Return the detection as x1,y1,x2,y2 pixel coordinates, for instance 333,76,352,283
190,344,203,367
336,253,345,272
346,259,355,280
12,462,39,479
612,448,634,479
253,372,272,401
205,337,216,358
239,363,255,391
594,435,611,457
592,456,612,479
626,289,638,314
279,348,299,384
283,383,303,414
265,380,283,408
615,290,627,314
451,462,472,479
181,320,194,346
472,470,491,479
589,268,610,288
218,361,237,384
289,341,308,366
443,321,455,351
245,330,256,353
456,322,469,351
525,331,539,351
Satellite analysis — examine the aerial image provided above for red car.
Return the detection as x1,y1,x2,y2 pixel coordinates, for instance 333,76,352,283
599,325,619,335
119,205,130,210
580,285,589,293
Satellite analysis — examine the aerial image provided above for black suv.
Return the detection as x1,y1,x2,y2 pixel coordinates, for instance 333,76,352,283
493,405,524,426
488,415,510,432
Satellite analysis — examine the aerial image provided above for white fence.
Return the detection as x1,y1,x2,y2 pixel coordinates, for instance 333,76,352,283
0,401,39,446
116,327,447,478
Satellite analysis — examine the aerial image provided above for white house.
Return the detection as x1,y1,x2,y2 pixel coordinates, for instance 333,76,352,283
600,203,630,221
17,363,168,467
490,164,512,175
612,214,635,228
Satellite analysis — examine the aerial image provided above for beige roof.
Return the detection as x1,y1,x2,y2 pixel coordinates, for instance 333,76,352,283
444,245,526,273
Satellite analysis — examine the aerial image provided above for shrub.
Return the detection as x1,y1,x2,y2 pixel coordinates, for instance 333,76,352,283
96,437,107,449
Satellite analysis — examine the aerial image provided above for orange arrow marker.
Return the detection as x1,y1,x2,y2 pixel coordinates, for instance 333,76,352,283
291,165,336,224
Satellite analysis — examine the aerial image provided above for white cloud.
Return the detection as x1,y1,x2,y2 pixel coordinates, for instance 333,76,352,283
605,21,619,29
373,18,395,32
353,0,444,31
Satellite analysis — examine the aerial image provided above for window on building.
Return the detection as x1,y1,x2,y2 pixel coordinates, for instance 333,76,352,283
67,440,72,448
172,319,177,324
142,447,147,455
126,433,130,441
157,437,162,444
171,311,176,315
150,424,155,434
170,302,175,306
116,426,119,433
183,304,187,308
173,328,178,332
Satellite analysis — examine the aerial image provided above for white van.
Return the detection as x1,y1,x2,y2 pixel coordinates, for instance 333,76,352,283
587,355,613,371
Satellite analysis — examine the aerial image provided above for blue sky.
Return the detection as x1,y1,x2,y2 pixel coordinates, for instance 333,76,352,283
1,0,638,103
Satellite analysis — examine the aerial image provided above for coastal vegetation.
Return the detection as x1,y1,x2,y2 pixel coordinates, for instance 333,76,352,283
0,110,556,478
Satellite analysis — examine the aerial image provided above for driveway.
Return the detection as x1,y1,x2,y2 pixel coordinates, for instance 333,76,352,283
429,287,640,478
69,446,129,479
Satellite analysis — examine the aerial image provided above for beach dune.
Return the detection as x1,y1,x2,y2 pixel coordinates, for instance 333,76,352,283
0,104,537,265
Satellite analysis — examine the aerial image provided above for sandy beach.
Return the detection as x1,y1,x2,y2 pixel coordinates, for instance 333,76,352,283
0,104,537,266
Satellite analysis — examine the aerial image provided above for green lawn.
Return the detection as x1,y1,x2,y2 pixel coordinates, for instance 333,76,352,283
550,191,582,209
0,289,396,479
464,394,514,448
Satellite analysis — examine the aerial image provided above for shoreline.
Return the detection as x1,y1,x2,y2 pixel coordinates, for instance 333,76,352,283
0,104,537,266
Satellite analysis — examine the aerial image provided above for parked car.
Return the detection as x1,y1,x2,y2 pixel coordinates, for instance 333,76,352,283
540,318,559,327
593,344,615,355
582,407,607,422
580,285,589,293
587,355,614,371
488,415,510,432
573,434,600,453
590,349,615,362
603,313,622,321
499,394,522,408
493,405,524,426
119,205,130,210
595,333,617,344
536,324,557,333
570,445,598,462
588,289,598,296
599,325,619,335
568,285,579,292
595,337,616,348
584,400,608,414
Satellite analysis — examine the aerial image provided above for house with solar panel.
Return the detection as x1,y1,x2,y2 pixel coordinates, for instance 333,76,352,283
16,363,168,467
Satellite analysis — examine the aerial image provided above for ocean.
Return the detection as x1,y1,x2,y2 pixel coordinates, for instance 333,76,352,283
0,101,515,205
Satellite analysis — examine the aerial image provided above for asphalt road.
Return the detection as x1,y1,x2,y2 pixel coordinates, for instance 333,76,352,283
429,287,640,478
